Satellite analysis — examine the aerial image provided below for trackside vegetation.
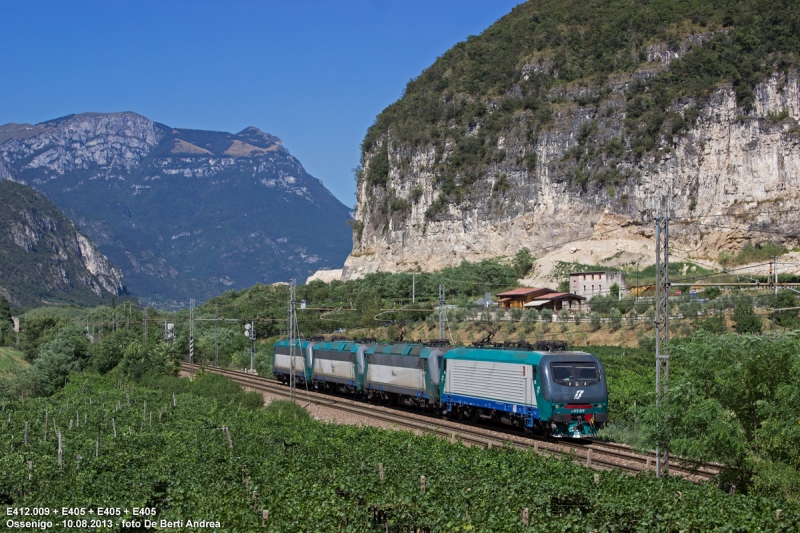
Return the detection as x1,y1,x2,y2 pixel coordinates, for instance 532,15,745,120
592,332,800,502
1,375,798,531
2,271,800,526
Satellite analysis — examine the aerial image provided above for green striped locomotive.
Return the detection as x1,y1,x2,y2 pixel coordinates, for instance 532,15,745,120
273,340,607,438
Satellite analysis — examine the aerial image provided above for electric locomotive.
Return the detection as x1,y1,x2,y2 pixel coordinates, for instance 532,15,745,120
272,338,316,385
272,339,608,438
441,347,607,438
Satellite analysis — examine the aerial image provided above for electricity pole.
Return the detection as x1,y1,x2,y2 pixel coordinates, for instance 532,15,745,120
438,284,445,341
189,299,195,364
215,305,219,367
654,216,670,478
143,308,148,349
773,255,779,295
288,279,298,401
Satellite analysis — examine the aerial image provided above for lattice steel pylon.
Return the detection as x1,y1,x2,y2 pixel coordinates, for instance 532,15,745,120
654,216,670,478
189,299,195,364
438,284,446,341
288,279,299,401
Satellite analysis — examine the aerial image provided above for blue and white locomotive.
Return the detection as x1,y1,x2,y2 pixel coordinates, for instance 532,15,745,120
273,340,607,438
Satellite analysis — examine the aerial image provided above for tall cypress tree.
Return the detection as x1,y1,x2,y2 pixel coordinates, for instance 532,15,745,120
0,296,12,324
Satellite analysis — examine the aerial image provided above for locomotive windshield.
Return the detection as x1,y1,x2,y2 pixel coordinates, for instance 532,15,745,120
551,362,600,387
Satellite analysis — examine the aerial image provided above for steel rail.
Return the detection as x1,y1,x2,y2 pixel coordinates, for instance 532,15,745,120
182,363,718,481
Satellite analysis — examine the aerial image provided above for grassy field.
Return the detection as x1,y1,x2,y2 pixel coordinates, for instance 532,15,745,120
0,346,27,375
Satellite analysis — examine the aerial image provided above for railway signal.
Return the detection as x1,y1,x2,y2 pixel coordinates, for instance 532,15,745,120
245,322,255,373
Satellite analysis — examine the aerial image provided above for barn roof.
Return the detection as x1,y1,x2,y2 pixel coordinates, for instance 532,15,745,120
495,287,556,297
531,291,587,301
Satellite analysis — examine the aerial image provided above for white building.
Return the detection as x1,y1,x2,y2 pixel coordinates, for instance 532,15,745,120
570,271,627,299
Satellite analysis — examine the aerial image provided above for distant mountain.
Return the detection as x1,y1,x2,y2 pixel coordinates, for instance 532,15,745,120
0,180,123,308
0,112,353,305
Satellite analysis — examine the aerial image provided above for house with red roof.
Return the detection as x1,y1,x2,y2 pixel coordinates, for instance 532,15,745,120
496,287,586,312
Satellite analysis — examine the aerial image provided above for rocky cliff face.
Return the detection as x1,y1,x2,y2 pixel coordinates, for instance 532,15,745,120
0,180,123,307
344,1,800,279
0,112,353,304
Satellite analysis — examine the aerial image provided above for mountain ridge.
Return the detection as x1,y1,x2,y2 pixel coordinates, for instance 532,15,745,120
0,112,353,304
0,180,123,308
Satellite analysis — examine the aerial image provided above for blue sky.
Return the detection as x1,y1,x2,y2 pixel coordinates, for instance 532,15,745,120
0,0,522,207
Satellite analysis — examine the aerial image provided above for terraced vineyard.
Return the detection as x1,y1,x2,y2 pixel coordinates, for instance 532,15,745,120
183,363,723,482
1,373,797,531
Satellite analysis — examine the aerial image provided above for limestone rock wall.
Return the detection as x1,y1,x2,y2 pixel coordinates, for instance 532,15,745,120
344,71,800,280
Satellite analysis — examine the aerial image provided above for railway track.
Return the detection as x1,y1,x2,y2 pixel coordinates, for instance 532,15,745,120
182,363,722,481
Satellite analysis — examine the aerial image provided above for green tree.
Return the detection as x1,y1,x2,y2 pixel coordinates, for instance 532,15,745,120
540,309,553,333
771,291,799,329
558,309,570,332
386,326,401,341
638,331,800,497
511,247,534,278
678,298,700,320
31,326,90,395
733,300,762,334
119,340,180,382
196,327,247,366
590,312,602,331
557,280,570,292
589,295,616,315
0,297,13,345
0,297,12,326
698,312,727,334
703,286,721,300
510,308,523,322
522,308,538,332
610,282,620,298
19,314,65,363
617,296,635,314
609,309,622,330
90,329,140,374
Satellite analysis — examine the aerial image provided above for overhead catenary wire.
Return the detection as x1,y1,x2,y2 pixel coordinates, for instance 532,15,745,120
672,220,799,238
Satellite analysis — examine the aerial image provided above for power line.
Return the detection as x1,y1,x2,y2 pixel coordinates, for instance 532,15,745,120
673,220,799,238
673,208,799,220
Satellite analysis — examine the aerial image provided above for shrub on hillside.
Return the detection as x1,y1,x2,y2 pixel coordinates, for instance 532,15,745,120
698,312,727,334
733,299,762,334
771,291,799,329
590,312,602,331
609,309,622,330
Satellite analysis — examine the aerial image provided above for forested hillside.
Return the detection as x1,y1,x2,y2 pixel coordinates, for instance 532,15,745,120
0,180,123,307
346,0,800,279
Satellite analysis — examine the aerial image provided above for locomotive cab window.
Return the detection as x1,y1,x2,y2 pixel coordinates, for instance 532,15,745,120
551,363,600,387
